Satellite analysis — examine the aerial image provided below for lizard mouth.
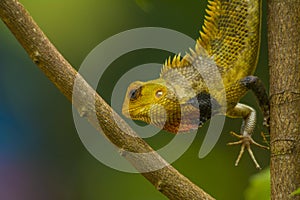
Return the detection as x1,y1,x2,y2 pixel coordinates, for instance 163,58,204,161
122,104,147,119
121,105,130,118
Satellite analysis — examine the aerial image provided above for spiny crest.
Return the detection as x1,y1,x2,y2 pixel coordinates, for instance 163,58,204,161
160,47,210,77
196,0,220,53
161,0,221,77
160,53,191,76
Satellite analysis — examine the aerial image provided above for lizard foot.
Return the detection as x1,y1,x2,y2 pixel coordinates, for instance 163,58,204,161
227,131,269,169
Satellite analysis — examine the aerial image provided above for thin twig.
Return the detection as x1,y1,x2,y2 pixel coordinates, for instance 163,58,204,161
0,0,214,199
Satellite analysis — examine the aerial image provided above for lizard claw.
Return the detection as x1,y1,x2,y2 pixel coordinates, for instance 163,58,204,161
227,131,269,169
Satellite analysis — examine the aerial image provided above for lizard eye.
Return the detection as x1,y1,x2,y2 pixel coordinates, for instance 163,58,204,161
155,90,164,99
129,87,141,101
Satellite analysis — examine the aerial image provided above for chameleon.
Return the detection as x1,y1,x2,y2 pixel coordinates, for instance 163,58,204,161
122,0,270,169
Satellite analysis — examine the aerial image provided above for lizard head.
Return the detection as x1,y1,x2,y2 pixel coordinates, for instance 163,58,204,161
122,78,174,123
122,78,200,133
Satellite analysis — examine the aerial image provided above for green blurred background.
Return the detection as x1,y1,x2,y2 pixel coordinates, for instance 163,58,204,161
0,0,270,199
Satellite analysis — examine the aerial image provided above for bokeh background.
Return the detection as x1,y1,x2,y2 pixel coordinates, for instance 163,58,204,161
0,0,270,199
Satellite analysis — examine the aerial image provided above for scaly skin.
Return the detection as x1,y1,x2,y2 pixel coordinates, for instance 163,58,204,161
122,0,269,168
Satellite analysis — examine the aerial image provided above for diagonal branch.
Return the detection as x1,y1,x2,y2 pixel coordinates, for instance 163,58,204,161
0,0,214,199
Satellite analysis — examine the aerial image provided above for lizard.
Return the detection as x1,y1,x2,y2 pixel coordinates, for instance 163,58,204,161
122,0,270,169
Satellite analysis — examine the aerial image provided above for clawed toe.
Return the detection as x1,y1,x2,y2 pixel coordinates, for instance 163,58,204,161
227,132,269,169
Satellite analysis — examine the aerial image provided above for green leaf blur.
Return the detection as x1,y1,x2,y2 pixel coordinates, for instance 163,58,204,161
291,188,300,197
245,168,270,200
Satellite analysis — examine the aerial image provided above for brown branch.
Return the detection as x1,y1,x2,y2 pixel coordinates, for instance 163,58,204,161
267,0,300,199
0,0,214,199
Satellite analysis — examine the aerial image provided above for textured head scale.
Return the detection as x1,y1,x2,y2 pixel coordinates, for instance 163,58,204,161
122,78,185,132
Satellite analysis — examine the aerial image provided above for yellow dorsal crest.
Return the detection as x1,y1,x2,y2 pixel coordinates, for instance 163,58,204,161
160,0,220,76
160,53,191,76
161,0,261,79
196,0,220,54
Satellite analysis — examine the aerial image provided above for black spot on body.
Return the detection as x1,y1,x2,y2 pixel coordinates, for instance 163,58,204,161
187,92,221,126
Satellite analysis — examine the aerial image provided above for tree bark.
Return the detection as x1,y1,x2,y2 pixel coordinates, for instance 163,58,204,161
267,0,300,199
0,0,214,199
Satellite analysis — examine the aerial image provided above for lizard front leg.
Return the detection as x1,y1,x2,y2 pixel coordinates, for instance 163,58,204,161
240,75,270,129
227,103,269,169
